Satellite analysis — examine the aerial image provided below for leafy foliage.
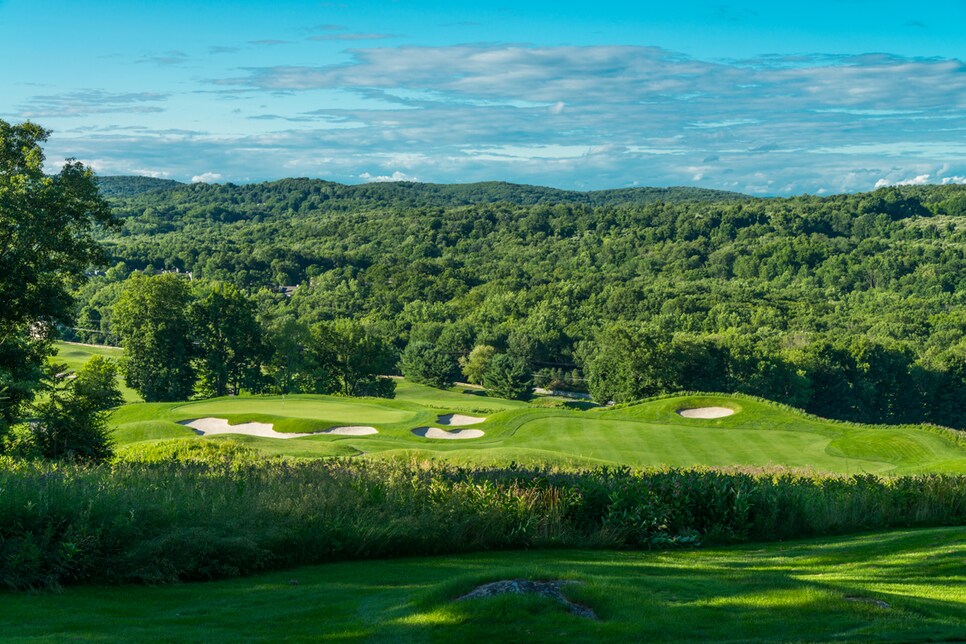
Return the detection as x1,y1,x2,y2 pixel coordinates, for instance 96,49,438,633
191,282,266,396
29,356,121,461
400,340,459,389
309,320,397,398
484,353,533,400
113,274,195,402
0,120,114,440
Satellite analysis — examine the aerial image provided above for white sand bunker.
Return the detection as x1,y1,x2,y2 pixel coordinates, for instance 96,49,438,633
412,427,485,440
677,407,736,419
437,414,486,426
321,426,379,436
180,418,315,439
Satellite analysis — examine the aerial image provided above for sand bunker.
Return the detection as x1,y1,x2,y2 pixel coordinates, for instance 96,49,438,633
181,418,315,439
437,414,486,426
412,427,485,440
677,407,736,419
321,426,379,436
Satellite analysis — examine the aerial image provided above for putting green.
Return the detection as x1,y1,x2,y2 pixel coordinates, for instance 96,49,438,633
174,396,417,425
508,416,894,472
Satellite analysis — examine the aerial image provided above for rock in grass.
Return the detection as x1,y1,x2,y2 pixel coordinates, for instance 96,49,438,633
844,595,890,609
456,579,597,619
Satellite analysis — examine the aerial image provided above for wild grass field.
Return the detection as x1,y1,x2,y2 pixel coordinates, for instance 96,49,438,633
4,527,964,642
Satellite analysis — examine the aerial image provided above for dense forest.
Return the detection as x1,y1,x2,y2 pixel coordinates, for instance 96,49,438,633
69,176,966,427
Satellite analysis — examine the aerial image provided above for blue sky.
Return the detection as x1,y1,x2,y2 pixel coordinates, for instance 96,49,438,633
2,0,964,194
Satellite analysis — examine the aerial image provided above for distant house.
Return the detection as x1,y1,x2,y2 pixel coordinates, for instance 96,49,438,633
159,268,193,280
279,285,298,297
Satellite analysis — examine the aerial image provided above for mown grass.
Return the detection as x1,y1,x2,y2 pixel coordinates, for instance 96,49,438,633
109,389,966,475
57,340,966,475
3,527,964,642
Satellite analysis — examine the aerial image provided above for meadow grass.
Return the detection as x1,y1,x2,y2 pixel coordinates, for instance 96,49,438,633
3,527,964,642
3,452,966,590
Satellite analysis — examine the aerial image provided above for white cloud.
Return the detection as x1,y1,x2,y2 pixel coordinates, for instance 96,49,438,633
359,171,419,182
549,101,566,115
875,174,932,188
191,172,223,183
941,176,966,185
131,169,170,179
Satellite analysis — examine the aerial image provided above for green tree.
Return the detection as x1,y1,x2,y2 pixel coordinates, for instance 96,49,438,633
399,341,458,389
0,120,114,442
310,320,396,397
581,324,679,404
113,274,195,402
483,353,532,400
460,344,496,385
191,282,266,396
31,356,122,461
263,315,316,394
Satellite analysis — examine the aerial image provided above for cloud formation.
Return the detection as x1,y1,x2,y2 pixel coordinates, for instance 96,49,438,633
360,170,419,182
17,90,169,117
308,33,398,41
40,45,966,194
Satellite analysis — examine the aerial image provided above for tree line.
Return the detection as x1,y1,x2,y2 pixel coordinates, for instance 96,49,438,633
107,272,534,403
65,175,966,427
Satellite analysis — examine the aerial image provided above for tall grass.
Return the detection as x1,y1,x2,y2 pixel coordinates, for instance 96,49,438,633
2,443,965,589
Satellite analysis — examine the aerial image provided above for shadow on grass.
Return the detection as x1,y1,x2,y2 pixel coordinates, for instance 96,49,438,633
4,528,965,642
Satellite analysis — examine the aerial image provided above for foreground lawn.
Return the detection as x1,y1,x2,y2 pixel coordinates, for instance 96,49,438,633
4,527,964,642
109,388,966,474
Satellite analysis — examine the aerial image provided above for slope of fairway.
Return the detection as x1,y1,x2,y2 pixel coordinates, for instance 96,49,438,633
51,341,141,402
508,415,894,472
5,527,964,642
393,379,531,412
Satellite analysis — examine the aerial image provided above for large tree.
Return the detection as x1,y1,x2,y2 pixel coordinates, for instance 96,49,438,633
0,120,114,439
113,273,196,401
191,282,266,396
310,320,396,397
399,340,458,389
483,353,533,400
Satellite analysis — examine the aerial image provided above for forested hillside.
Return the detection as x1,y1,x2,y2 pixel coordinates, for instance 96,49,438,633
95,176,184,198
72,177,966,427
